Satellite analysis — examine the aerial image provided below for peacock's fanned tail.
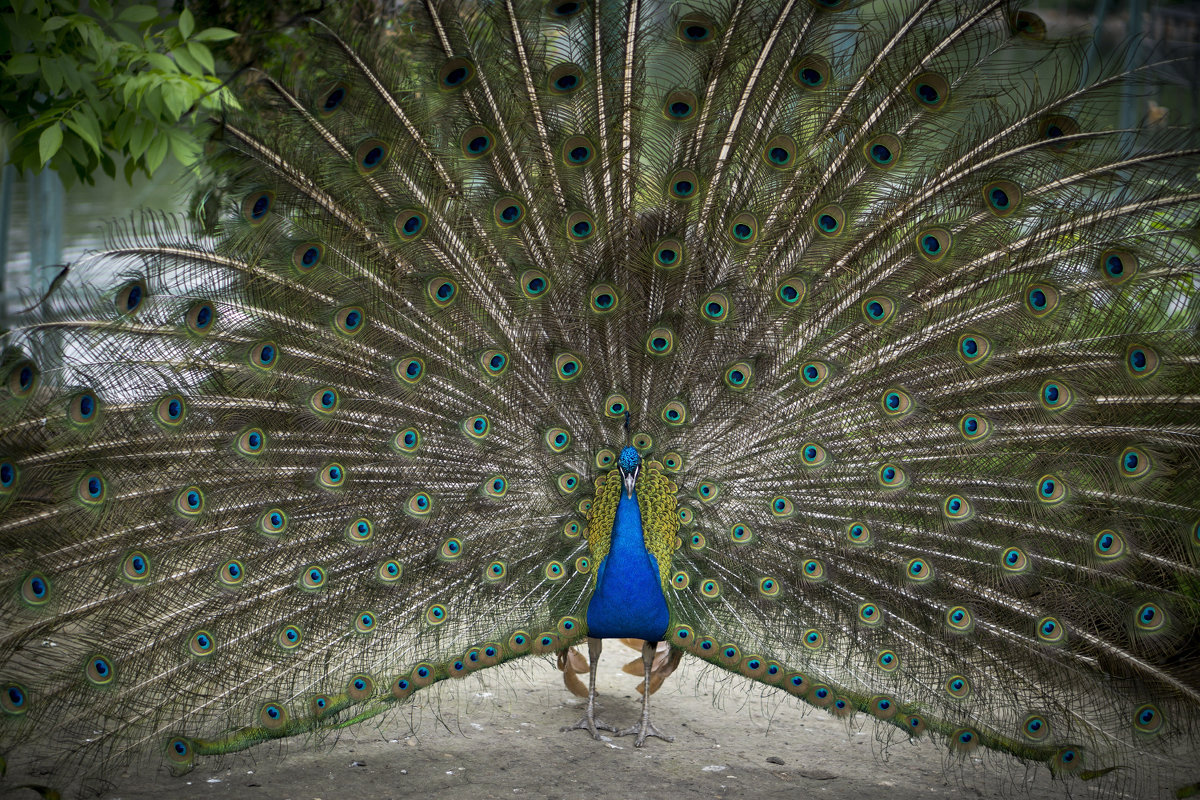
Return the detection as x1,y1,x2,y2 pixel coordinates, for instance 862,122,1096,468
2,0,1199,794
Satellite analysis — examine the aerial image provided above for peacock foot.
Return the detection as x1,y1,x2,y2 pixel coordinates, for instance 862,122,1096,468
615,719,674,747
561,714,619,740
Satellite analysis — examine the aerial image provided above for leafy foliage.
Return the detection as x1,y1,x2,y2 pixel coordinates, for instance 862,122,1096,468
1,0,237,186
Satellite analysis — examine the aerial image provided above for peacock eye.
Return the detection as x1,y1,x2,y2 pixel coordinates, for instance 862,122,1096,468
555,353,583,381
813,205,845,236
724,362,752,391
493,197,527,228
646,327,675,356
395,210,426,241
439,57,476,89
566,211,596,241
792,54,830,89
461,125,495,159
728,213,757,244
661,400,687,425
355,139,389,172
776,276,806,307
547,0,584,18
521,269,550,299
666,169,699,201
604,393,629,418
677,13,716,43
700,292,731,322
909,72,949,109
663,89,698,121
548,63,584,94
562,135,594,166
589,284,618,313
861,296,895,324
319,83,346,114
763,134,797,168
916,228,951,262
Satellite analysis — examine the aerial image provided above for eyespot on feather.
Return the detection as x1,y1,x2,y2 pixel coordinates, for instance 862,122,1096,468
242,190,274,224
115,280,147,315
493,197,526,229
438,57,476,90
461,125,495,159
983,180,1021,216
395,210,427,242
763,135,797,169
909,72,949,110
1100,249,1138,285
1012,10,1046,39
813,205,845,237
427,277,459,308
1039,114,1080,151
354,139,389,173
662,89,699,121
864,134,901,169
666,169,700,201
727,213,757,244
185,300,216,334
547,63,584,95
677,13,716,43
567,211,596,241
653,238,684,268
561,135,594,166
792,54,831,89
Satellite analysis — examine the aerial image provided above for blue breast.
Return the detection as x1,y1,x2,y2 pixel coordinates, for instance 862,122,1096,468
585,490,669,641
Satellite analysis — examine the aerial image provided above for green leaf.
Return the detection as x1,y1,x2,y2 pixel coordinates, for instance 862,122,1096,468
186,41,214,73
144,86,163,119
88,32,117,65
167,127,200,167
42,15,69,31
192,27,238,43
162,81,189,119
161,25,182,50
121,74,142,104
38,124,63,165
7,53,39,75
65,107,102,155
178,8,194,39
100,150,116,179
128,120,153,158
41,57,63,95
145,131,169,173
73,18,101,50
116,4,158,23
108,21,140,46
62,130,88,165
60,57,84,94
170,45,202,76
144,52,176,72
91,0,113,20
112,109,135,147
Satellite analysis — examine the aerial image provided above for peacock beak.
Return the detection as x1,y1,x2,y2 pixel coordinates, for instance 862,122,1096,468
620,465,639,499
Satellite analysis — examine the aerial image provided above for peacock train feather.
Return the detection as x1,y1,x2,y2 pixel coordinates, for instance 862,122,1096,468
2,0,1200,795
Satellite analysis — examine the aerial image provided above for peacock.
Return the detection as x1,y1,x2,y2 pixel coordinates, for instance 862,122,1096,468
2,0,1200,796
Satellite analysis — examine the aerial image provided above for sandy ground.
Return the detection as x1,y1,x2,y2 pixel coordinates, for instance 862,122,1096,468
8,652,1195,800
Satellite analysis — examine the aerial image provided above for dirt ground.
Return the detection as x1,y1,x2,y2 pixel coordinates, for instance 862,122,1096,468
11,653,1195,800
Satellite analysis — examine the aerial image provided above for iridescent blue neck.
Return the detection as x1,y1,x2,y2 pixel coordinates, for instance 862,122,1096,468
585,489,669,641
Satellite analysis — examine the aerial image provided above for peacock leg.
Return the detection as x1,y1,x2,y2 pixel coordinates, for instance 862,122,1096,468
615,640,674,746
561,636,619,739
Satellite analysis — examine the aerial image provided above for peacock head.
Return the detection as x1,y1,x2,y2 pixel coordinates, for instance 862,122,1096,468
618,445,641,498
